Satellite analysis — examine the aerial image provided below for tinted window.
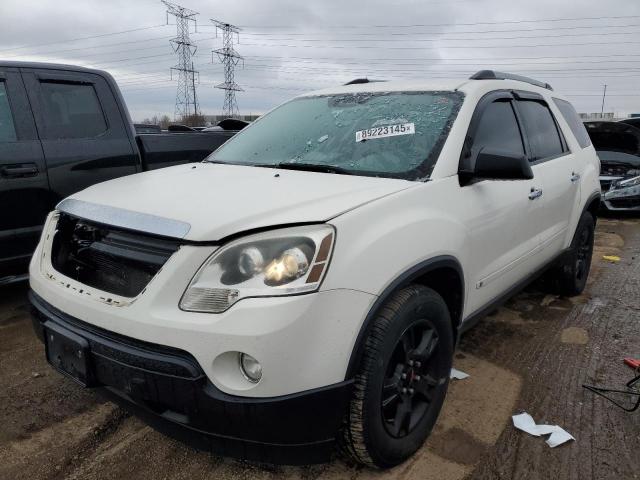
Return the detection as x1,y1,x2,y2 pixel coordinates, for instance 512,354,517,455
209,91,463,180
40,81,107,139
0,82,17,142
553,98,591,148
472,100,524,155
517,100,564,161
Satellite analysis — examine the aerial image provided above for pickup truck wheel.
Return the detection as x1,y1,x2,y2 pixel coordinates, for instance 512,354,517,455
341,285,453,468
552,212,595,296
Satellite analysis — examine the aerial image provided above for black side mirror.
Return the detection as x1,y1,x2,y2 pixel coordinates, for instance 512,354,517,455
460,147,533,183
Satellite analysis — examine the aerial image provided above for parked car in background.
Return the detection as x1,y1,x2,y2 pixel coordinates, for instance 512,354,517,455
584,121,640,211
202,118,250,132
29,71,600,468
619,117,640,129
133,123,162,134
0,61,240,284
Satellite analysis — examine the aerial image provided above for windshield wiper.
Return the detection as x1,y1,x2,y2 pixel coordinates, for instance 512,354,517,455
203,159,230,165
274,162,353,175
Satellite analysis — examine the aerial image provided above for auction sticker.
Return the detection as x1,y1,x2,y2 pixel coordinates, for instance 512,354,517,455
355,122,415,142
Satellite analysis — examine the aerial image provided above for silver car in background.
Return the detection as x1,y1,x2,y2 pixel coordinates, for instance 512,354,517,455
585,121,640,211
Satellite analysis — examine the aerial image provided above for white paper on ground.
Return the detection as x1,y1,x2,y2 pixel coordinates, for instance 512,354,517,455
512,412,575,448
450,368,469,380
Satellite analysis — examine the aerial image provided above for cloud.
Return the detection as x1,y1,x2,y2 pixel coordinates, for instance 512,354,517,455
1,0,639,120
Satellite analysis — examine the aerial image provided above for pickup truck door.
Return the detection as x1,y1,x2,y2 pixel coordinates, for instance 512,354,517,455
512,94,581,262
0,67,49,281
21,68,138,203
459,92,545,315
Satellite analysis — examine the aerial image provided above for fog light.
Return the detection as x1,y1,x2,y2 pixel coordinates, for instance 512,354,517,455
239,353,262,383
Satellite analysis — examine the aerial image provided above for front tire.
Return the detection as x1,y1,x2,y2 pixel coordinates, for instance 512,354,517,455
341,285,454,468
551,212,595,296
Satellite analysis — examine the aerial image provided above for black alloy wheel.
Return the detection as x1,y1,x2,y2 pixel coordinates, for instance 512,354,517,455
381,321,443,438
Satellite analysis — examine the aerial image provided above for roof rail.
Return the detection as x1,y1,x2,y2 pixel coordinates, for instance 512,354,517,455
469,70,553,91
344,78,386,85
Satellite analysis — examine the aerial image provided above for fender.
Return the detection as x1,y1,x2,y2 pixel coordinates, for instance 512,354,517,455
344,255,464,380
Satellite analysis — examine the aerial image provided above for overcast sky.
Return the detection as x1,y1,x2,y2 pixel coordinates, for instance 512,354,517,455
1,0,639,121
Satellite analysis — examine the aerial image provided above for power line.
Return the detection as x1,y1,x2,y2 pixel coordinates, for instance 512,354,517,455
162,0,200,120
239,39,640,50
233,22,640,36
7,21,640,58
238,30,640,43
0,24,167,54
3,35,175,59
237,14,640,29
211,19,243,117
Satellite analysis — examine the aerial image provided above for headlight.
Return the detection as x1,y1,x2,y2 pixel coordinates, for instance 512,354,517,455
180,225,335,313
614,175,640,189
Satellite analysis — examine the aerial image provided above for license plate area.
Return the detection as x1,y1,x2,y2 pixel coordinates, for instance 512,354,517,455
44,321,94,387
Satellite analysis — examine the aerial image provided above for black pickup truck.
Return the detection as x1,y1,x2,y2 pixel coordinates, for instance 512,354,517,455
0,61,238,284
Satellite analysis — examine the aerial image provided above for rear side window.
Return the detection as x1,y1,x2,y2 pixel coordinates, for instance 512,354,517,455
553,98,591,148
472,100,524,156
516,100,564,161
0,82,17,142
39,81,107,139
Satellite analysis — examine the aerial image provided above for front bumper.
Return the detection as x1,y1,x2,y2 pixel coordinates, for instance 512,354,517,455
603,183,640,211
30,291,352,464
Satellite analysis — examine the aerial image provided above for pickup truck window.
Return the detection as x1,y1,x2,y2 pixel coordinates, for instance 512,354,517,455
553,98,592,149
39,81,107,139
516,100,565,161
207,91,463,180
0,82,17,142
472,100,524,156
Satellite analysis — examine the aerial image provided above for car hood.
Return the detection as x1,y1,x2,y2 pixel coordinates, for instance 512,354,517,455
61,163,416,241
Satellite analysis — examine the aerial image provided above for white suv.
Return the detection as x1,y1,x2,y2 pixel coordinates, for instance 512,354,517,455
29,71,600,468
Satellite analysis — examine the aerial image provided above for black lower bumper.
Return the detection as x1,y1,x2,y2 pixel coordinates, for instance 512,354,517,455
29,291,352,464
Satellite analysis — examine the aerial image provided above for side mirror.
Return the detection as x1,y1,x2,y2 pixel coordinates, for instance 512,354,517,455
460,147,533,182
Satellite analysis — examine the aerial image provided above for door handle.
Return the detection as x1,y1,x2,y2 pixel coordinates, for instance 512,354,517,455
528,187,543,200
570,172,581,183
0,164,39,178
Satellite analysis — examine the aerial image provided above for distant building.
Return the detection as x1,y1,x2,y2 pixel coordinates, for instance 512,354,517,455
204,114,260,125
579,112,617,121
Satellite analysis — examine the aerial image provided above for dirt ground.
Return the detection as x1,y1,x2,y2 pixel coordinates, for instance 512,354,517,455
0,217,638,480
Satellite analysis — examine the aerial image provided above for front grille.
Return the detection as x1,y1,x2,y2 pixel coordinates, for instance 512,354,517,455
608,195,640,209
51,213,180,297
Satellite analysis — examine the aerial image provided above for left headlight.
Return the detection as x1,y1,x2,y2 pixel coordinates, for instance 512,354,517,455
180,225,335,313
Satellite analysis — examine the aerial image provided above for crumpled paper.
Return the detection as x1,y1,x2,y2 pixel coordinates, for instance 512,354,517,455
512,412,575,448
450,368,469,380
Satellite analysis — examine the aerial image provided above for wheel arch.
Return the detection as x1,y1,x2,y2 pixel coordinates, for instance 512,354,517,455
344,255,465,380
584,191,601,222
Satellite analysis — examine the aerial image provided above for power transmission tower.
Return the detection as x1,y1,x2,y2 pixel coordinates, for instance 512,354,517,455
162,0,199,121
211,20,243,118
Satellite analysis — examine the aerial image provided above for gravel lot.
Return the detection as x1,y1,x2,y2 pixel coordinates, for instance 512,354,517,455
1,216,638,480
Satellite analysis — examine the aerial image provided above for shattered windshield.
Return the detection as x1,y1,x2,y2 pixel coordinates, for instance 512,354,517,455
207,91,463,180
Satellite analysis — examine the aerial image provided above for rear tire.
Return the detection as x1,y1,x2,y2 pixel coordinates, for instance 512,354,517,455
549,212,595,296
341,285,453,468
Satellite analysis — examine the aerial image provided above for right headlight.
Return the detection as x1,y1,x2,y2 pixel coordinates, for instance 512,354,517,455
179,225,335,313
